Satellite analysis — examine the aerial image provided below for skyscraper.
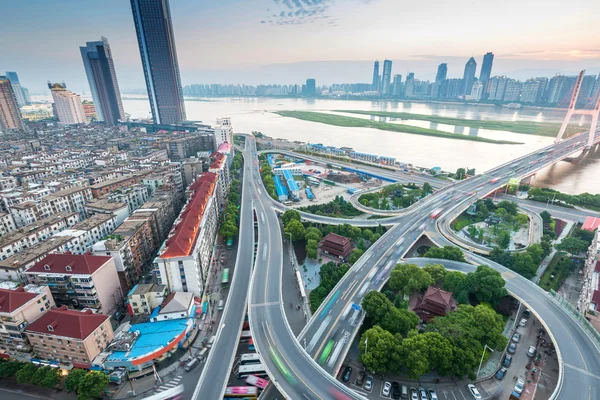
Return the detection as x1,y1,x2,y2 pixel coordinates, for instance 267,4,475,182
435,63,447,83
381,60,392,95
0,76,25,130
404,73,415,98
48,83,86,125
462,57,477,96
80,37,125,125
130,0,186,125
305,79,316,96
392,75,403,98
479,52,494,93
372,61,380,92
5,72,26,107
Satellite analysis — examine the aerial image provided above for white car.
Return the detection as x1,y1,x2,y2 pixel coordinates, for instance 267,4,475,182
382,381,391,397
467,384,482,400
514,379,525,394
519,318,527,327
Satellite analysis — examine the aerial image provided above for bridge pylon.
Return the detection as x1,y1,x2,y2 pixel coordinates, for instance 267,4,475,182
555,70,600,148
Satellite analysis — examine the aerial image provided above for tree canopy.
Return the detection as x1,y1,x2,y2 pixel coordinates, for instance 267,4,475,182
388,263,433,296
463,265,508,305
424,246,466,262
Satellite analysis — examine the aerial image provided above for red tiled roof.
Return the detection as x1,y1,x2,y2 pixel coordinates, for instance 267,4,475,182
592,290,600,308
0,287,38,313
595,261,600,273
582,217,600,232
210,152,226,169
422,286,454,307
27,254,112,275
161,174,216,259
26,305,109,340
321,233,350,246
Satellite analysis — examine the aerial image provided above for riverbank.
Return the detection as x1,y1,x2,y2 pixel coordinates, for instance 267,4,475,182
275,111,523,145
334,110,583,137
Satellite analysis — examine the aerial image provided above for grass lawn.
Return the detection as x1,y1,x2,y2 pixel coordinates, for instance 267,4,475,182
275,111,522,145
334,110,585,137
451,213,485,231
538,254,572,292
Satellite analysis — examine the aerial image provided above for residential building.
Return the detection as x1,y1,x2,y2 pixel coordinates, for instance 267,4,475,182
435,63,447,83
0,213,17,238
503,79,523,102
4,72,26,107
127,283,167,316
305,79,316,97
154,173,219,294
45,186,94,219
84,199,130,226
409,286,457,323
319,233,353,260
214,117,233,148
25,306,114,369
25,254,122,315
48,83,86,125
392,75,403,98
545,75,577,105
381,60,392,95
371,61,380,92
209,152,230,209
479,52,494,94
521,78,548,104
461,57,477,96
181,158,204,188
576,75,597,108
0,283,55,358
80,37,125,125
0,76,25,130
149,292,194,322
106,184,149,214
580,230,600,332
469,81,484,101
52,214,118,254
404,73,415,98
488,76,509,101
130,0,186,124
133,191,181,245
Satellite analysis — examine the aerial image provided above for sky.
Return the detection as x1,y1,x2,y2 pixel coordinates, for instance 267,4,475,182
1,0,600,94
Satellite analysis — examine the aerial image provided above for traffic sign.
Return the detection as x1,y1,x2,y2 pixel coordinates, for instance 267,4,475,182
352,304,361,311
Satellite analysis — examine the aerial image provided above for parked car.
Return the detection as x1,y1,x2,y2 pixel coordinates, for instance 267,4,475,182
495,367,507,380
418,387,427,400
382,381,392,397
467,384,482,399
411,387,418,400
503,354,513,367
527,346,537,358
512,333,521,343
364,375,373,391
508,343,517,354
523,309,531,318
428,389,439,400
342,366,352,382
514,379,525,394
519,318,527,327
392,382,401,400
356,371,365,386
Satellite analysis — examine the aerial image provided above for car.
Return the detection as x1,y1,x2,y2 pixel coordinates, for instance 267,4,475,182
392,382,401,400
519,318,527,327
341,366,352,382
514,379,525,394
364,375,373,391
428,389,439,400
467,384,482,399
508,343,517,354
495,367,507,380
410,388,418,400
418,387,427,400
512,333,521,343
527,346,537,358
523,309,531,318
503,354,513,367
356,371,365,386
382,381,392,397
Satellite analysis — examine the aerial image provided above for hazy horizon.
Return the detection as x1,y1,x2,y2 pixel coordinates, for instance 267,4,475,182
2,0,599,94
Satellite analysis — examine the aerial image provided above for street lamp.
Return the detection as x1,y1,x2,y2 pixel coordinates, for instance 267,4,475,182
477,344,494,378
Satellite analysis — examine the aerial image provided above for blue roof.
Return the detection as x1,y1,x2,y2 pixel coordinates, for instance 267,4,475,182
126,284,139,297
274,176,288,197
106,318,191,363
350,151,378,157
149,306,160,320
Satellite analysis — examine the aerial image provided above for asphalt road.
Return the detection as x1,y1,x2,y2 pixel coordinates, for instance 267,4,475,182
254,131,600,400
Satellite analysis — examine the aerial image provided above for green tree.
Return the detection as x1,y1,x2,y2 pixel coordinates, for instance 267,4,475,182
556,237,589,255
306,239,318,260
572,228,595,245
284,219,305,242
466,225,479,240
463,265,508,305
526,243,544,265
424,246,466,262
65,369,88,393
348,248,364,264
423,264,447,285
399,332,453,377
496,230,511,250
16,363,37,384
0,361,24,378
309,262,350,311
40,368,59,388
220,222,238,238
515,213,529,225
304,227,322,242
362,229,374,241
358,326,398,374
455,168,466,180
282,209,301,226
422,182,433,194
540,235,553,257
510,252,537,278
77,371,109,400
388,263,433,296
497,200,518,215
540,210,552,225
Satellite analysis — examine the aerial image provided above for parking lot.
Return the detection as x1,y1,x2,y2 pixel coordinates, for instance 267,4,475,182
338,307,556,400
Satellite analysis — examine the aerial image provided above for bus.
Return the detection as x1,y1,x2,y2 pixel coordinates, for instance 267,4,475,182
240,353,261,365
226,237,234,249
430,208,442,219
222,268,230,288
224,386,258,398
319,339,335,365
237,363,268,379
248,338,255,351
240,330,252,343
245,374,269,389
142,384,184,400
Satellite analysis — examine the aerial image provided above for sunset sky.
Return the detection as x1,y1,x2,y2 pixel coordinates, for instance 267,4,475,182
2,0,599,93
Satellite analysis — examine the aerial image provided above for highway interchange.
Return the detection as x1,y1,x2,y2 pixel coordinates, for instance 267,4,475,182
194,130,600,400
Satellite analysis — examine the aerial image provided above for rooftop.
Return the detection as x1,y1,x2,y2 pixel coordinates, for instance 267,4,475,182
159,292,193,314
85,199,128,211
45,186,90,199
0,212,78,248
0,236,73,270
321,233,351,246
26,305,109,340
128,283,166,297
583,217,600,232
209,152,226,170
0,287,38,314
70,213,114,230
26,253,112,275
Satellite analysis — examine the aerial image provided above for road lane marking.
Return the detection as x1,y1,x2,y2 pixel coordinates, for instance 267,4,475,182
563,363,600,381
250,301,280,308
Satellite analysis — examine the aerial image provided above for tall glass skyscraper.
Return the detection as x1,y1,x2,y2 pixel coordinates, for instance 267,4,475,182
130,0,186,124
479,52,494,93
80,37,125,125
435,63,447,83
372,61,380,92
5,72,26,107
381,60,393,95
462,57,477,96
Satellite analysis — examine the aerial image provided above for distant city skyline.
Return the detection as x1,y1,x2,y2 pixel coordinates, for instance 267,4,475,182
1,0,599,94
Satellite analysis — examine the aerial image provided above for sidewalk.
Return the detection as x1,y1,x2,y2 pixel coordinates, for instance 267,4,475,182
0,379,76,400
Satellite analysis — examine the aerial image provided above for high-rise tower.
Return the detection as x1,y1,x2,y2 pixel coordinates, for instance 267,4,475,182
0,76,25,130
479,52,494,94
48,83,86,125
462,57,477,96
130,0,186,124
5,72,26,107
381,60,393,95
80,37,125,125
372,61,380,92
435,63,447,83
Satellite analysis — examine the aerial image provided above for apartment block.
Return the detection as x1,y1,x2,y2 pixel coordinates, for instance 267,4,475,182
0,283,55,358
149,292,194,322
25,306,114,369
25,254,121,315
45,186,93,218
127,283,167,316
52,214,117,254
84,199,129,226
208,152,230,210
105,184,149,213
154,173,219,294
0,213,17,237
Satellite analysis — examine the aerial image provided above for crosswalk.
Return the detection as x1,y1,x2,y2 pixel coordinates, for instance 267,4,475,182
155,375,183,393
